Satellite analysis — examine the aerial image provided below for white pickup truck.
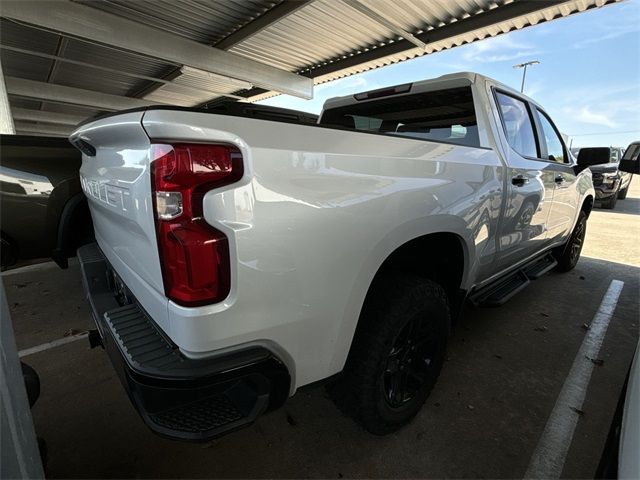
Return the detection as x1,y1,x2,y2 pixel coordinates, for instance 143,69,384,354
71,72,596,441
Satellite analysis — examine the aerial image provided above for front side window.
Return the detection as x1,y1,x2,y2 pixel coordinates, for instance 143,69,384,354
319,86,481,148
536,109,567,163
495,92,538,158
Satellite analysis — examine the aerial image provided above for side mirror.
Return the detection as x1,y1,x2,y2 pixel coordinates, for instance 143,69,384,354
577,147,611,171
619,144,640,174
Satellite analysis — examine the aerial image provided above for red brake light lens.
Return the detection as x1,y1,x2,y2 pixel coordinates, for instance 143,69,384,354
150,143,243,307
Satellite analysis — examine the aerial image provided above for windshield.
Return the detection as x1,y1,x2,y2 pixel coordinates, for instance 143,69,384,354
320,86,480,148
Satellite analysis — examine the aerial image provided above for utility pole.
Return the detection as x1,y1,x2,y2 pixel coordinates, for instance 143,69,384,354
513,60,540,93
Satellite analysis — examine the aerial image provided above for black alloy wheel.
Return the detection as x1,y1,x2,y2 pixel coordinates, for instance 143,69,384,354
383,315,443,408
569,218,586,265
554,210,587,272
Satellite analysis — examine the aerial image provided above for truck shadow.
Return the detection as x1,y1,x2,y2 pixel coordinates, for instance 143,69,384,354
594,197,640,216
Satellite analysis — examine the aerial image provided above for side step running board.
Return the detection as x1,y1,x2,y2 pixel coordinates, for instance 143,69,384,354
521,252,558,279
469,253,558,307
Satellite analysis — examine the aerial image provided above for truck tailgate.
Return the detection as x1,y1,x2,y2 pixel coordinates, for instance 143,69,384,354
71,112,165,299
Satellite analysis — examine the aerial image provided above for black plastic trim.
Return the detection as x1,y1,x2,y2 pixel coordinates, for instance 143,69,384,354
52,193,86,269
77,243,290,441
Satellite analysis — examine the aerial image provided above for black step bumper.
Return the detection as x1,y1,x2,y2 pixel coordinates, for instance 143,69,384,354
77,243,290,441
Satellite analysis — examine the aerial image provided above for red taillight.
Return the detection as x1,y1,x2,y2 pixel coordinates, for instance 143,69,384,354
150,143,243,307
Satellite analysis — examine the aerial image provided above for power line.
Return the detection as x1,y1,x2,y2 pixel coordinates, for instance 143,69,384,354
568,129,640,137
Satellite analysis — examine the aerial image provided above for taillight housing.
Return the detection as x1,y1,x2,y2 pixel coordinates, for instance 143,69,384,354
150,143,243,307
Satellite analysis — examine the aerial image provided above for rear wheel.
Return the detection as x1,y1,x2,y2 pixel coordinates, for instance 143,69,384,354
554,210,587,272
329,274,450,434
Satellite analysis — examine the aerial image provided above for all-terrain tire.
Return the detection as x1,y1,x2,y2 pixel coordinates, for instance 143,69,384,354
554,210,587,272
602,190,619,209
618,186,628,200
328,274,450,435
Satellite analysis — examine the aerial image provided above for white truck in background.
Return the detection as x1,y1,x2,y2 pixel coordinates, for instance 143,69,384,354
71,72,597,441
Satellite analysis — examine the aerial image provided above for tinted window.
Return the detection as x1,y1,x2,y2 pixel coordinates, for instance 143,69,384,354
611,149,619,163
495,92,538,158
536,109,566,163
623,144,640,161
320,87,480,147
352,115,383,131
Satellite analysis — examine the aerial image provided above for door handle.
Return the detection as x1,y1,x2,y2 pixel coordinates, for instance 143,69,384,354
512,175,529,187
555,174,565,184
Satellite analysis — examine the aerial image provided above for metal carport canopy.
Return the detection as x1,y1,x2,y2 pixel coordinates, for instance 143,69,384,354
0,0,620,136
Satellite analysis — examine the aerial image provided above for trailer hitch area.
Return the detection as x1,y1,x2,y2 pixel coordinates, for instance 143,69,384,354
87,329,104,349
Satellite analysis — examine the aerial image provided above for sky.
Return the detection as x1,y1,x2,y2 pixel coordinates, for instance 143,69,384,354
259,0,640,148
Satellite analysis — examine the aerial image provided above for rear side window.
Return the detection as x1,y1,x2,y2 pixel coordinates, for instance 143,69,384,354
536,109,567,163
319,87,481,148
495,92,538,158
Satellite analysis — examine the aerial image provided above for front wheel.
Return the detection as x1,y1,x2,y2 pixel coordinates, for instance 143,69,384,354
618,186,628,200
601,190,619,209
554,210,587,272
329,274,450,435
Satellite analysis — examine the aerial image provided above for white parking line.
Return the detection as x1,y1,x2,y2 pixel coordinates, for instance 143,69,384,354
524,279,625,479
18,332,88,358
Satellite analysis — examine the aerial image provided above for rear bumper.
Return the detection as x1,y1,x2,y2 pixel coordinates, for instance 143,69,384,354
77,243,290,441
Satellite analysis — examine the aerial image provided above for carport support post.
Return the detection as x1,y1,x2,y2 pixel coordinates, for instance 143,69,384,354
0,61,15,134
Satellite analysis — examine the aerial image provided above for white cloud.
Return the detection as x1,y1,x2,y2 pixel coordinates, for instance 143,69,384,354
524,80,543,98
317,75,372,94
461,34,540,63
564,106,619,129
573,23,640,49
572,8,640,49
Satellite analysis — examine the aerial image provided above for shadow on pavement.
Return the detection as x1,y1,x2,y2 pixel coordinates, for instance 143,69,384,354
594,197,640,216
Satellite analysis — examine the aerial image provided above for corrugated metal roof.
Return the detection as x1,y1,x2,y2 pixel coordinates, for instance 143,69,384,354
0,0,620,135
51,38,172,97
75,0,281,45
228,0,492,72
0,19,57,82
144,70,242,106
232,0,618,101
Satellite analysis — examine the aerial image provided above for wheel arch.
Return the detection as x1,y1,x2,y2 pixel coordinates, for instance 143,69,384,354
581,194,594,218
329,218,472,374
51,192,94,268
370,232,467,305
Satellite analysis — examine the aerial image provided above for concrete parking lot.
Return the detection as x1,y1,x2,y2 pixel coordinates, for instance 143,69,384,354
5,178,639,479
